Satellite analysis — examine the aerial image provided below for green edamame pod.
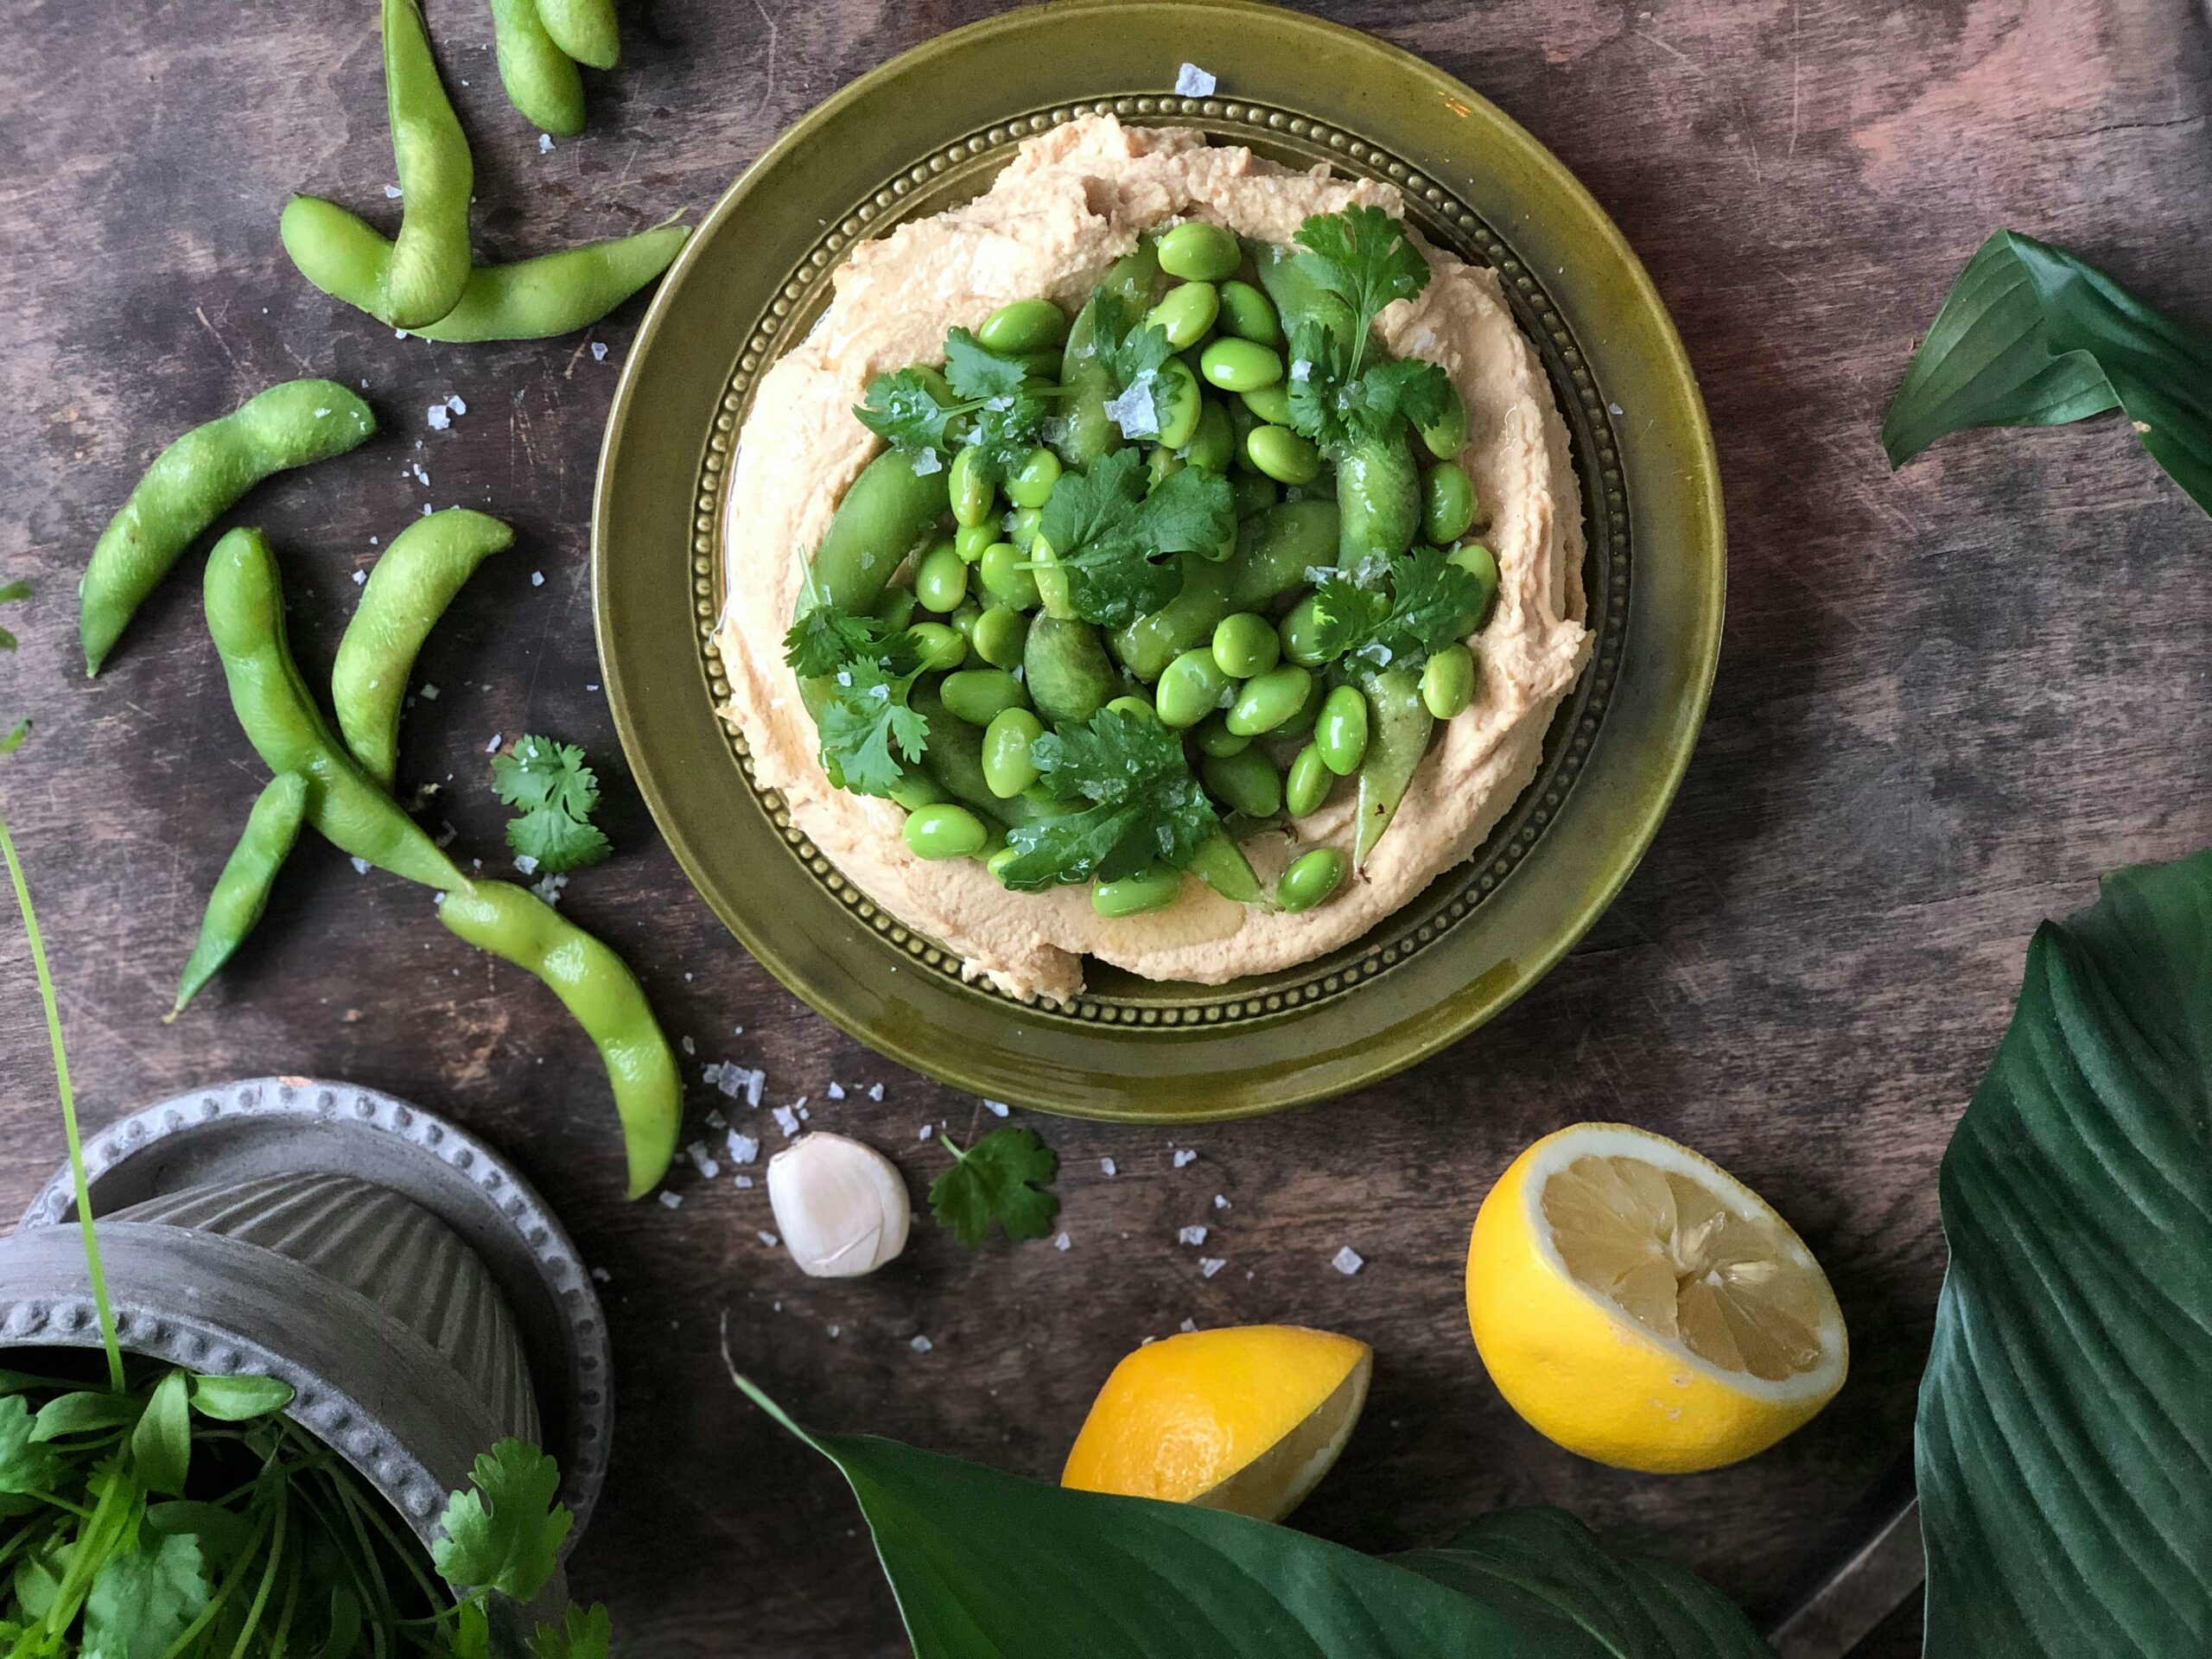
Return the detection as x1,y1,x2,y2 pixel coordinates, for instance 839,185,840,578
333,508,513,786
1351,668,1433,868
282,198,690,342
1338,435,1421,565
488,0,585,136
167,772,308,1022
1056,245,1160,467
1109,556,1230,683
377,0,474,328
804,448,950,615
438,880,677,1198
534,0,620,68
1229,500,1339,608
1185,831,1268,906
1202,747,1282,819
203,529,466,892
80,378,377,675
1023,614,1116,724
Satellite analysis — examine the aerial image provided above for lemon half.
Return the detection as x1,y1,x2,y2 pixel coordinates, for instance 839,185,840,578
1465,1122,1847,1473
1061,1325,1371,1522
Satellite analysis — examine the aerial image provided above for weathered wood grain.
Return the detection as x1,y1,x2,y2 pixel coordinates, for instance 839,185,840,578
1,3,2208,1654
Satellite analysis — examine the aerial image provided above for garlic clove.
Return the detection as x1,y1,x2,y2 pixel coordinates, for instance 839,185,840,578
766,1132,911,1278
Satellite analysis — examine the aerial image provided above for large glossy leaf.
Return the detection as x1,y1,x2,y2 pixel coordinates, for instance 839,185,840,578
1916,849,2212,1656
1881,230,2212,515
1392,1508,1773,1658
736,1375,1764,1658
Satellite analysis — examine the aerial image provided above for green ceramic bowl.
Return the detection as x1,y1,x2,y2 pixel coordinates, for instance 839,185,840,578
594,0,1724,1122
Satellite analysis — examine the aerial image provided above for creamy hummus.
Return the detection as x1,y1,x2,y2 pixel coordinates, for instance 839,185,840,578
717,115,1590,1003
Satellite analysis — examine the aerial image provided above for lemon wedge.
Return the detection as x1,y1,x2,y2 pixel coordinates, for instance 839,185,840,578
1465,1122,1847,1473
1061,1325,1371,1521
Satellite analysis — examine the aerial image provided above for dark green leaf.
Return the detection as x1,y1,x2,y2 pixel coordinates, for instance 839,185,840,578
129,1370,190,1497
82,1533,210,1659
997,707,1219,889
508,806,613,874
816,665,931,798
1391,1508,1774,1658
732,1376,1522,1658
145,1499,256,1562
1135,467,1236,561
531,1602,613,1659
855,368,964,455
1916,848,2212,1656
31,1389,143,1441
0,719,28,755
943,328,1029,402
1882,230,2212,515
1089,293,1178,437
783,601,895,681
928,1126,1058,1247
0,1395,61,1495
188,1371,295,1422
494,737,611,874
432,1439,573,1601
1294,207,1433,343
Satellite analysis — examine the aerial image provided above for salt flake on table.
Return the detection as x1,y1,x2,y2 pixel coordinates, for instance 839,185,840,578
591,341,609,361
1199,1258,1225,1279
1179,1317,1198,1334
918,1124,933,1141
734,1174,754,1188
909,1335,933,1354
1054,1232,1071,1251
1173,62,1217,96
419,683,438,700
682,1036,696,1057
446,395,467,416
426,404,450,431
514,854,539,875
1101,1157,1116,1177
538,132,553,153
1177,1224,1208,1247
657,1192,683,1210
982,1099,1009,1118
726,1131,760,1164
1332,1245,1364,1275
486,734,503,753
351,570,366,586
1173,1148,1197,1168
771,1105,799,1137
757,1230,779,1248
531,571,545,588
384,184,404,199
349,857,371,875
867,1083,884,1101
827,1082,846,1100
589,1267,612,1283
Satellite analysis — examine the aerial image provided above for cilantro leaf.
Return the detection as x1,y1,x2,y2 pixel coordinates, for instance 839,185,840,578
942,328,1029,402
1037,452,1230,627
0,578,28,655
494,736,612,874
0,1395,60,1497
997,707,1220,889
82,1534,209,1659
928,1125,1059,1247
531,1604,614,1659
854,368,963,455
1293,205,1432,351
1088,293,1177,438
1135,466,1236,559
432,1439,574,1602
816,661,931,797
1303,573,1392,661
1286,318,1452,452
1338,358,1453,443
1301,548,1485,670
783,599,896,681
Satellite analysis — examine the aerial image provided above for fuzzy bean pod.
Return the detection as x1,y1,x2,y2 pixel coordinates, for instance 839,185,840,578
378,0,474,327
202,528,466,892
333,509,514,785
487,0,585,135
534,0,620,68
436,880,678,1198
167,772,308,1021
80,379,377,676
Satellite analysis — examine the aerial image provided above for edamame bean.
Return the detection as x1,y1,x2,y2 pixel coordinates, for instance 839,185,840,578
1004,447,1062,509
1183,399,1235,473
904,803,989,860
331,508,513,786
203,528,465,893
1007,505,1043,549
1284,744,1332,817
948,602,984,646
1199,339,1283,393
950,447,995,526
1155,649,1230,728
940,669,1027,726
956,523,995,563
1193,714,1249,758
1226,664,1313,737
982,708,1045,798
1448,540,1500,631
1216,280,1281,346
437,880,679,1198
1157,221,1241,283
1338,434,1421,562
1419,383,1470,460
1155,358,1203,450
1230,473,1280,518
1211,612,1281,678
488,0,585,137
1241,382,1294,426
1149,447,1185,486
907,621,968,672
977,298,1068,354
1246,424,1321,486
168,772,308,1021
370,0,474,328
915,542,969,613
535,0,620,68
1024,613,1116,723
1146,282,1220,350
1202,747,1282,819
1278,674,1326,739
79,378,377,676
1106,695,1158,722
1422,461,1478,544
281,199,690,341
1277,847,1349,912
988,844,1023,884
971,605,1027,670
1421,643,1478,718
1277,594,1332,669
1093,861,1184,918
1317,683,1370,774
979,541,1040,612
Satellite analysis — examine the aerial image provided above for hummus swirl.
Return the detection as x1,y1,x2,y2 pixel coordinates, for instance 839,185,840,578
717,115,1590,1003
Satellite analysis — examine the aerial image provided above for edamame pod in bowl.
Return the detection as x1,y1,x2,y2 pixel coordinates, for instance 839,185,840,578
80,378,376,676
333,509,514,786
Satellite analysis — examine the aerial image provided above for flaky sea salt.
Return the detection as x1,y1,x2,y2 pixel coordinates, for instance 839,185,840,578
657,1192,683,1210
1179,1317,1198,1333
349,857,371,875
1332,1246,1364,1275
757,1230,779,1248
385,184,404,199
918,1124,933,1141
1101,1157,1116,1177
1173,62,1217,96
909,1335,933,1354
1173,1148,1197,1168
982,1099,1009,1117
1103,376,1161,440
726,1132,759,1165
911,448,944,475
826,1082,846,1100
1177,1224,1208,1247
426,404,450,431
1054,1233,1071,1251
591,341,609,361
867,1083,884,1101
538,132,554,153
1199,1258,1225,1279
1213,1194,1230,1210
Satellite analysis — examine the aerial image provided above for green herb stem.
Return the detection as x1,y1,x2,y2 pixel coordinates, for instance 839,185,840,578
0,814,124,1393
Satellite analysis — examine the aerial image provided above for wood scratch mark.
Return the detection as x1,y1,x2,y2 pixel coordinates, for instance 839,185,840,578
1789,0,1802,159
562,336,593,381
193,306,243,377
751,0,791,123
1732,89,1764,183
1631,28,1692,66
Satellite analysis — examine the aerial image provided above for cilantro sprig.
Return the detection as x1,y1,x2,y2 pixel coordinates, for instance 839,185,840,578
1035,449,1234,628
1302,546,1487,670
1087,293,1178,438
855,327,1053,481
929,1123,1059,1247
1278,207,1454,454
494,735,613,874
783,581,931,797
995,705,1221,891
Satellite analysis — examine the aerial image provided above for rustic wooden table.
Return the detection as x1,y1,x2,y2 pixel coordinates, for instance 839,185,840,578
3,2,2207,1652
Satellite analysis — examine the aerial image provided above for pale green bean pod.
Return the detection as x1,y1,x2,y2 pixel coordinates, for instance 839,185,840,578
168,772,308,1021
377,0,474,327
488,0,586,135
534,0,620,69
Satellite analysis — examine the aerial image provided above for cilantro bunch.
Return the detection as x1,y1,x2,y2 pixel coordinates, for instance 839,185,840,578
1300,546,1487,671
1279,207,1455,455
855,328,1052,481
1035,449,1235,628
494,735,613,874
995,705,1220,892
782,592,931,797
